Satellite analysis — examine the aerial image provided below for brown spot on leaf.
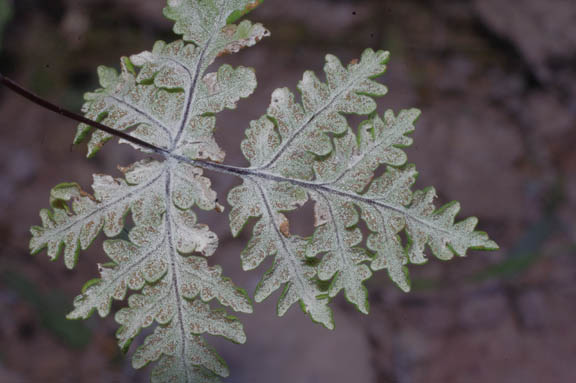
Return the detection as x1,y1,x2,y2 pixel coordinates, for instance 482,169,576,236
244,1,261,13
77,187,97,201
279,216,291,237
314,208,329,227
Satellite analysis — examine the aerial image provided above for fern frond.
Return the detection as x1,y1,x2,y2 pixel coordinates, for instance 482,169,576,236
228,179,334,328
32,1,268,380
75,0,268,158
230,53,498,325
229,50,391,327
30,160,166,269
25,0,499,381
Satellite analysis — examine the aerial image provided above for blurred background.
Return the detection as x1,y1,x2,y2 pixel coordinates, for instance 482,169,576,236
0,0,575,382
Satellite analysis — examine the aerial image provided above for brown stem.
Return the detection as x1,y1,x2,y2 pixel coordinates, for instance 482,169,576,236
0,73,167,155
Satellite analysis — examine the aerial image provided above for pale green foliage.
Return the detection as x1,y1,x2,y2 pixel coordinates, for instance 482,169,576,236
230,50,497,326
30,0,498,382
32,1,266,381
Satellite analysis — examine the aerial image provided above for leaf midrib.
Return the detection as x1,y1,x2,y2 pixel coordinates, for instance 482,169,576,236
254,180,312,302
256,70,374,171
171,6,228,151
176,155,453,237
37,169,166,245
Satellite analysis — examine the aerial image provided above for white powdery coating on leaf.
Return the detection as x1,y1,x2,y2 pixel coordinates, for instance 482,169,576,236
50,2,269,380
30,160,166,269
173,209,218,256
252,49,389,179
76,0,268,158
233,49,498,325
165,0,269,58
228,178,334,329
68,208,250,379
32,0,500,380
230,49,393,328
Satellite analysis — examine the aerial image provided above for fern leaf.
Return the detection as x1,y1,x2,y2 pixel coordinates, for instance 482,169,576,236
25,0,499,380
75,0,268,158
228,179,333,328
311,110,497,295
164,0,268,60
244,50,389,179
308,194,373,314
60,159,252,380
30,160,165,269
230,51,498,323
33,2,270,380
118,279,245,380
229,50,390,327
67,212,250,318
